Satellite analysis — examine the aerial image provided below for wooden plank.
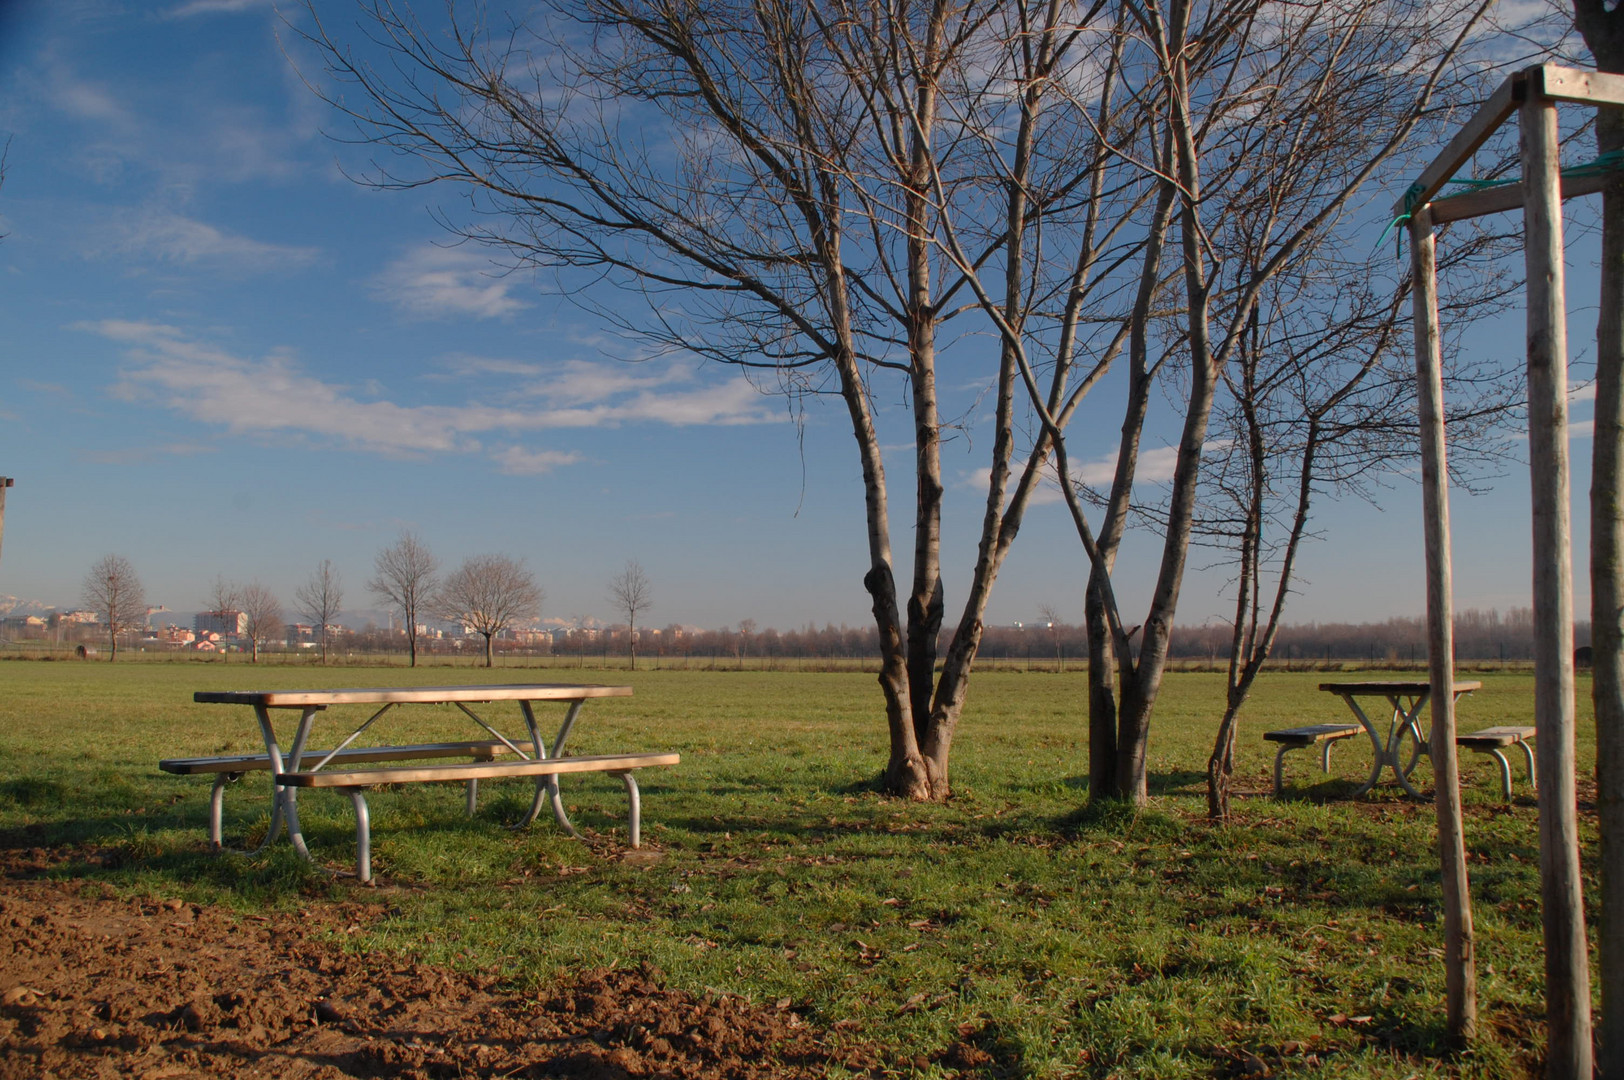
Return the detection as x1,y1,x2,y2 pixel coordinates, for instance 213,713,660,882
1317,681,1482,694
1410,205,1477,1045
1538,65,1624,108
1430,169,1618,223
277,751,681,788
1456,726,1536,748
159,739,538,774
194,683,634,707
1392,72,1523,219
1261,724,1362,744
1520,93,1595,1080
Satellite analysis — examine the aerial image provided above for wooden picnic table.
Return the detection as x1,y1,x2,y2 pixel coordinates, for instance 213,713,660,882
1318,680,1482,798
188,683,637,873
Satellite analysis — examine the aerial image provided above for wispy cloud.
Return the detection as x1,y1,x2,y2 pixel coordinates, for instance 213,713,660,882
102,210,320,270
965,445,1183,506
373,246,529,320
492,447,586,475
165,0,273,16
81,321,776,470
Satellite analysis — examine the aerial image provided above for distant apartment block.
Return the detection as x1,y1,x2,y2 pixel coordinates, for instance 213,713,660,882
196,609,247,636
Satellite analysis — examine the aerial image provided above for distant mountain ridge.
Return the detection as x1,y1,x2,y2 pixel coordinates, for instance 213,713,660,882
0,596,55,618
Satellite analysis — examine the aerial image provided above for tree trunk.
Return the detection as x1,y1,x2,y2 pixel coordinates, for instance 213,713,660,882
1206,698,1243,820
483,633,495,668
1575,7,1624,1066
1596,122,1624,1080
1086,575,1119,801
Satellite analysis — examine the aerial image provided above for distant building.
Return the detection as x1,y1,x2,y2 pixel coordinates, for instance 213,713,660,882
196,609,246,636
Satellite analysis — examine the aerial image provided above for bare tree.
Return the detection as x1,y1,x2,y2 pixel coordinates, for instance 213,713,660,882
437,554,542,668
203,575,242,658
1036,604,1063,670
1198,245,1518,821
368,531,438,667
294,559,344,664
82,554,146,661
608,561,653,671
239,582,282,664
300,0,1127,800
958,0,1508,805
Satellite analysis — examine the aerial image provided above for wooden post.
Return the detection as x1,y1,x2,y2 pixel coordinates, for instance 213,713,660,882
1521,91,1594,1080
1409,207,1476,1044
0,477,12,566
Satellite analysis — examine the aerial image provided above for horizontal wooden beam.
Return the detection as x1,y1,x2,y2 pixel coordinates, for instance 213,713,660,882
1430,169,1619,223
1392,71,1523,219
1537,65,1624,109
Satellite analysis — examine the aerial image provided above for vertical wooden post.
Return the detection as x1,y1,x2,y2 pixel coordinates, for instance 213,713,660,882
1521,88,1594,1080
0,477,12,566
1410,207,1476,1044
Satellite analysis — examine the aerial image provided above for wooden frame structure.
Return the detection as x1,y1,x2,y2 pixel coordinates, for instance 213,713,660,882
1399,64,1609,1071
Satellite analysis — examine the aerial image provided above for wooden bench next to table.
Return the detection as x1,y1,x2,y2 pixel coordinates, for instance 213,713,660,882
277,751,680,884
1455,726,1536,800
1263,724,1363,795
160,740,537,851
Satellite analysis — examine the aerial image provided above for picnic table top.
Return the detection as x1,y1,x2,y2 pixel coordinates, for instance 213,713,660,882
1317,680,1482,695
193,683,634,708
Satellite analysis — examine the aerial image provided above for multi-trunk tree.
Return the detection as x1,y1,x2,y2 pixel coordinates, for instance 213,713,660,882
303,0,1130,798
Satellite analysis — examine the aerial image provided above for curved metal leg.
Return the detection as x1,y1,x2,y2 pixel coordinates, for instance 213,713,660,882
616,772,641,848
1392,696,1430,799
514,700,581,837
1484,748,1513,800
1516,738,1537,789
1339,695,1387,797
208,774,230,852
342,787,372,884
1274,745,1292,796
1320,740,1335,773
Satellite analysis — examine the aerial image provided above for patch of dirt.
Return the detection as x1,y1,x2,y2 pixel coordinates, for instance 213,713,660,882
0,848,884,1079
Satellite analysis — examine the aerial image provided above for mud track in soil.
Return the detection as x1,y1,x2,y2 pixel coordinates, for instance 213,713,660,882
0,849,960,1079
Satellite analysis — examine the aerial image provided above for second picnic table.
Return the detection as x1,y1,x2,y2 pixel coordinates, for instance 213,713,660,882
180,683,672,881
1318,680,1482,798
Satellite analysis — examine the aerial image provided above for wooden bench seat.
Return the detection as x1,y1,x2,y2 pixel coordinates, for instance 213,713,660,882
1263,724,1363,795
1455,726,1536,799
160,740,537,851
277,752,681,883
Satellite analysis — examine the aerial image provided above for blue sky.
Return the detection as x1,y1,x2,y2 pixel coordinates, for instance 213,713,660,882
0,0,1603,633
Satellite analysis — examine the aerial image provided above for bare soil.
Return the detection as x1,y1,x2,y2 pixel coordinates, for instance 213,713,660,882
0,849,920,1080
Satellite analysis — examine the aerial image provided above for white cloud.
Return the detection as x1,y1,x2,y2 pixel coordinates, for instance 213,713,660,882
492,447,586,475
965,445,1184,506
105,210,320,270
165,0,272,16
81,321,776,467
373,246,529,320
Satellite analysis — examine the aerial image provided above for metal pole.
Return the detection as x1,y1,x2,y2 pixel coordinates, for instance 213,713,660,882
1521,88,1593,1080
1409,206,1476,1043
0,477,12,566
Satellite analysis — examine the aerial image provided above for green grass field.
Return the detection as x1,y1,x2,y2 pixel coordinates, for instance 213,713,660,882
0,659,1597,1077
